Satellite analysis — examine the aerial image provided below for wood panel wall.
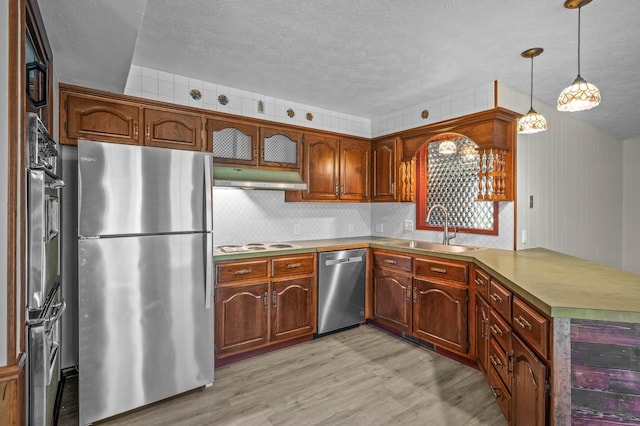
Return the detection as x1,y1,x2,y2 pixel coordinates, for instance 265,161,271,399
571,319,640,424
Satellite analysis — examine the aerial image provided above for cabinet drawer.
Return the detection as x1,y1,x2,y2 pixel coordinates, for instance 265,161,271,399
216,259,268,284
474,267,490,301
373,251,412,273
271,255,315,277
489,338,511,392
512,297,550,359
489,366,511,423
489,309,512,353
414,257,468,284
489,279,512,320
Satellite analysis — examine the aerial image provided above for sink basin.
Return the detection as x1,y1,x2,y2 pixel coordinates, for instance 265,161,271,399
392,240,479,253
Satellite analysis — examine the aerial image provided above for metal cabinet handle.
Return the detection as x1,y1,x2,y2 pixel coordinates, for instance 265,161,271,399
475,278,485,286
272,291,277,307
412,287,417,302
515,315,532,330
286,263,302,269
262,292,268,309
489,324,503,336
145,123,150,140
490,293,502,303
335,183,340,195
507,352,514,373
234,268,253,275
430,267,447,274
384,259,397,265
406,286,411,301
480,318,487,338
134,121,139,139
489,355,502,368
391,182,396,195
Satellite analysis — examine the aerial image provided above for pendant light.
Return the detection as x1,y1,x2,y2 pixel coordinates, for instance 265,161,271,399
437,139,457,155
557,0,601,112
518,48,548,134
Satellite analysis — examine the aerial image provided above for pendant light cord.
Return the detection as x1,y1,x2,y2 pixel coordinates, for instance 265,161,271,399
530,57,534,109
577,6,581,76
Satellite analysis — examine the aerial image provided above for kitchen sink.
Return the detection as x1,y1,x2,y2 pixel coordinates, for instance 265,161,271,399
391,240,479,253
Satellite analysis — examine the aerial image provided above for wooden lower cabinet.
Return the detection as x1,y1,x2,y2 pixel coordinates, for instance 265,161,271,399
413,278,468,353
511,334,547,426
271,277,315,342
372,267,412,333
215,282,269,356
215,254,317,359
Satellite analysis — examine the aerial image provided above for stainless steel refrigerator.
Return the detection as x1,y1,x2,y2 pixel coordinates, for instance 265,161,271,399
77,140,214,425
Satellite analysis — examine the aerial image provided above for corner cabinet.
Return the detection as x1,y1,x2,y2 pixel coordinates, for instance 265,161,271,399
214,253,316,359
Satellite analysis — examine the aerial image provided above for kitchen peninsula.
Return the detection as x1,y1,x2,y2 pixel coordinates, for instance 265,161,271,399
214,236,640,425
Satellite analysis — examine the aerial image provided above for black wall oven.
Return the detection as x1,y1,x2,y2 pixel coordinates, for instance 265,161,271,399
26,113,65,426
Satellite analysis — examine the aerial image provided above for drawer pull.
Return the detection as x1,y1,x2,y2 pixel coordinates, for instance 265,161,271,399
475,278,485,286
491,387,501,399
430,267,447,274
234,268,253,275
286,263,302,269
515,315,532,330
489,324,503,336
490,293,502,303
490,355,502,368
384,259,397,265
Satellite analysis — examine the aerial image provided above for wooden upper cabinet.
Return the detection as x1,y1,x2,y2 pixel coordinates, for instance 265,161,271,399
302,133,340,200
143,108,203,151
208,118,259,166
299,133,370,201
62,92,142,145
259,127,302,169
340,138,370,201
372,138,397,201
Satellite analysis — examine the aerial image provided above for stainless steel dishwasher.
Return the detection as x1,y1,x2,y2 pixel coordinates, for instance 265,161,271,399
317,249,366,335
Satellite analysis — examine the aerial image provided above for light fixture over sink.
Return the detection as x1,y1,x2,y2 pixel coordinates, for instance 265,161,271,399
557,0,601,112
518,47,547,134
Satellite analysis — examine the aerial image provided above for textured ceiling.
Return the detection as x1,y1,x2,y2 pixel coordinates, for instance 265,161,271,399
39,0,640,140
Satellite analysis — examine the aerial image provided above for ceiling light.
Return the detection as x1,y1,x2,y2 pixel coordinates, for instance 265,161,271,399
438,140,457,155
518,47,547,134
557,0,601,112
459,142,478,160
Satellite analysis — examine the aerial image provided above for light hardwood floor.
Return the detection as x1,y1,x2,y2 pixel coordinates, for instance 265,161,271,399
59,325,507,425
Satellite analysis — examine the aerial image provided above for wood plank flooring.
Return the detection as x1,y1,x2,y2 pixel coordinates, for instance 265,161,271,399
58,325,507,425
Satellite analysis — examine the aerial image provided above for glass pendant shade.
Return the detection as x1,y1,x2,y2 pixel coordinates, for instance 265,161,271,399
438,140,457,155
518,108,548,134
459,142,478,160
557,75,601,111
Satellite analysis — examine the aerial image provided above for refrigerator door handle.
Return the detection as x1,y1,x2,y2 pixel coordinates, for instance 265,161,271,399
203,154,213,231
205,232,213,309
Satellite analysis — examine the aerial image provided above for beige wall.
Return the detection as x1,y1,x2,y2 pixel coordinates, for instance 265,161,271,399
499,84,624,269
623,138,640,273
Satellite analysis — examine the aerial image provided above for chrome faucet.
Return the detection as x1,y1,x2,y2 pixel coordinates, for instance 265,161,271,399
426,204,457,245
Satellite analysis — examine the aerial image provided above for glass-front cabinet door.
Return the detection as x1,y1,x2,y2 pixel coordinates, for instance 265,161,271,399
208,119,259,166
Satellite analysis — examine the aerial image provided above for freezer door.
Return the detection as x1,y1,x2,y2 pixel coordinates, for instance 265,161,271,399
78,233,214,425
78,140,213,236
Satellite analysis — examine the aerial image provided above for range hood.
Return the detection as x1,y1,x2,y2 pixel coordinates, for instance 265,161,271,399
212,166,308,191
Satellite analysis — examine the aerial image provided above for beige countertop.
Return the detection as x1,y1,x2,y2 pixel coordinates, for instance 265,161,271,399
214,237,640,323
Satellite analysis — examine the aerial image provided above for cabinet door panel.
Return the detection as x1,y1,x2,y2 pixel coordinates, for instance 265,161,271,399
208,118,258,165
373,268,412,333
259,127,302,169
340,139,370,201
215,283,269,356
413,278,468,353
144,108,203,151
372,138,397,201
475,294,490,376
65,94,141,145
303,134,340,200
512,334,548,426
271,277,315,342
